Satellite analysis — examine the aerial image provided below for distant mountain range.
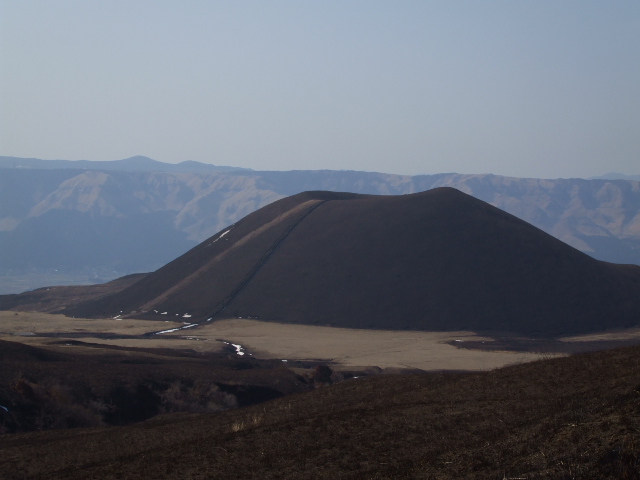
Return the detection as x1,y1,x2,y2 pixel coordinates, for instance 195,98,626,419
1,156,639,293
0,155,251,173
590,172,640,181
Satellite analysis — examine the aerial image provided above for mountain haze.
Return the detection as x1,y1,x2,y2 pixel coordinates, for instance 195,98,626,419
0,155,250,173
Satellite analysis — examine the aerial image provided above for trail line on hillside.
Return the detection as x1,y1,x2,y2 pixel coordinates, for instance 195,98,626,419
205,199,329,318
136,199,322,314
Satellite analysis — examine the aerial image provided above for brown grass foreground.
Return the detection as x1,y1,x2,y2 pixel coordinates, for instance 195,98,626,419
1,345,639,479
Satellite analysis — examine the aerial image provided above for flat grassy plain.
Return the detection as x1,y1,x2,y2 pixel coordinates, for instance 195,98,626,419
0,310,177,336
2,311,640,477
167,318,557,371
4,311,640,371
0,312,563,371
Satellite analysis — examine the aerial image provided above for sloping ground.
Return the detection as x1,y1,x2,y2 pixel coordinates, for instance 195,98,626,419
0,274,147,313
1,344,639,479
432,174,640,265
0,339,312,434
66,188,640,337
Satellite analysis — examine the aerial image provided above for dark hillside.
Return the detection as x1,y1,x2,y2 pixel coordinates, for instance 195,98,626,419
2,344,639,479
0,339,310,433
65,188,640,336
0,274,147,312
64,191,360,319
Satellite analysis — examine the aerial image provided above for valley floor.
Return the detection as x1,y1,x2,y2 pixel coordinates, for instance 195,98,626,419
0,312,569,372
4,311,640,372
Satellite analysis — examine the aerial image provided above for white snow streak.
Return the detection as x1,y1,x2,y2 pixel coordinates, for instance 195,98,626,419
155,323,197,335
207,229,232,246
155,327,182,334
222,341,246,356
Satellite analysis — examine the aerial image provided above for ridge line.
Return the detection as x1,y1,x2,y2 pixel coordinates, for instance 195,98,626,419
206,199,329,319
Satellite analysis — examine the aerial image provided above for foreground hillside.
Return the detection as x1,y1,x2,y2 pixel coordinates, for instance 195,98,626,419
1,344,639,479
2,158,640,293
0,338,313,434
66,188,640,337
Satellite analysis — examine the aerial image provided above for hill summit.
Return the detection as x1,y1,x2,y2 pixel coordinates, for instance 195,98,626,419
67,188,640,336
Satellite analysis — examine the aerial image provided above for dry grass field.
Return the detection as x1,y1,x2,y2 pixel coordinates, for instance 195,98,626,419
0,311,222,355
0,312,567,371
4,311,640,372
560,327,640,343
162,318,560,371
0,310,177,336
2,310,640,477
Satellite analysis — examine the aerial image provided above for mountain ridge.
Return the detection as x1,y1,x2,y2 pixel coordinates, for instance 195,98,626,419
0,155,251,173
1,158,640,293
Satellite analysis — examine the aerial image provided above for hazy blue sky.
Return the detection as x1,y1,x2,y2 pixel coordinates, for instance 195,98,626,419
1,1,638,178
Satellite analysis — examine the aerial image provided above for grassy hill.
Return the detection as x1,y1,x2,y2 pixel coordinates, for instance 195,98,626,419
65,188,640,337
1,342,639,479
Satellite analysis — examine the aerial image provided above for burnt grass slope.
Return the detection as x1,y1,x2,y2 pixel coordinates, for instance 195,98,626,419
0,339,314,434
65,188,640,337
2,344,639,479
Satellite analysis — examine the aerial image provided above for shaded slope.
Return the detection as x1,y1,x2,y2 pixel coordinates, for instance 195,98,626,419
0,339,309,434
0,274,147,313
67,188,640,336
2,345,639,479
65,191,356,319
